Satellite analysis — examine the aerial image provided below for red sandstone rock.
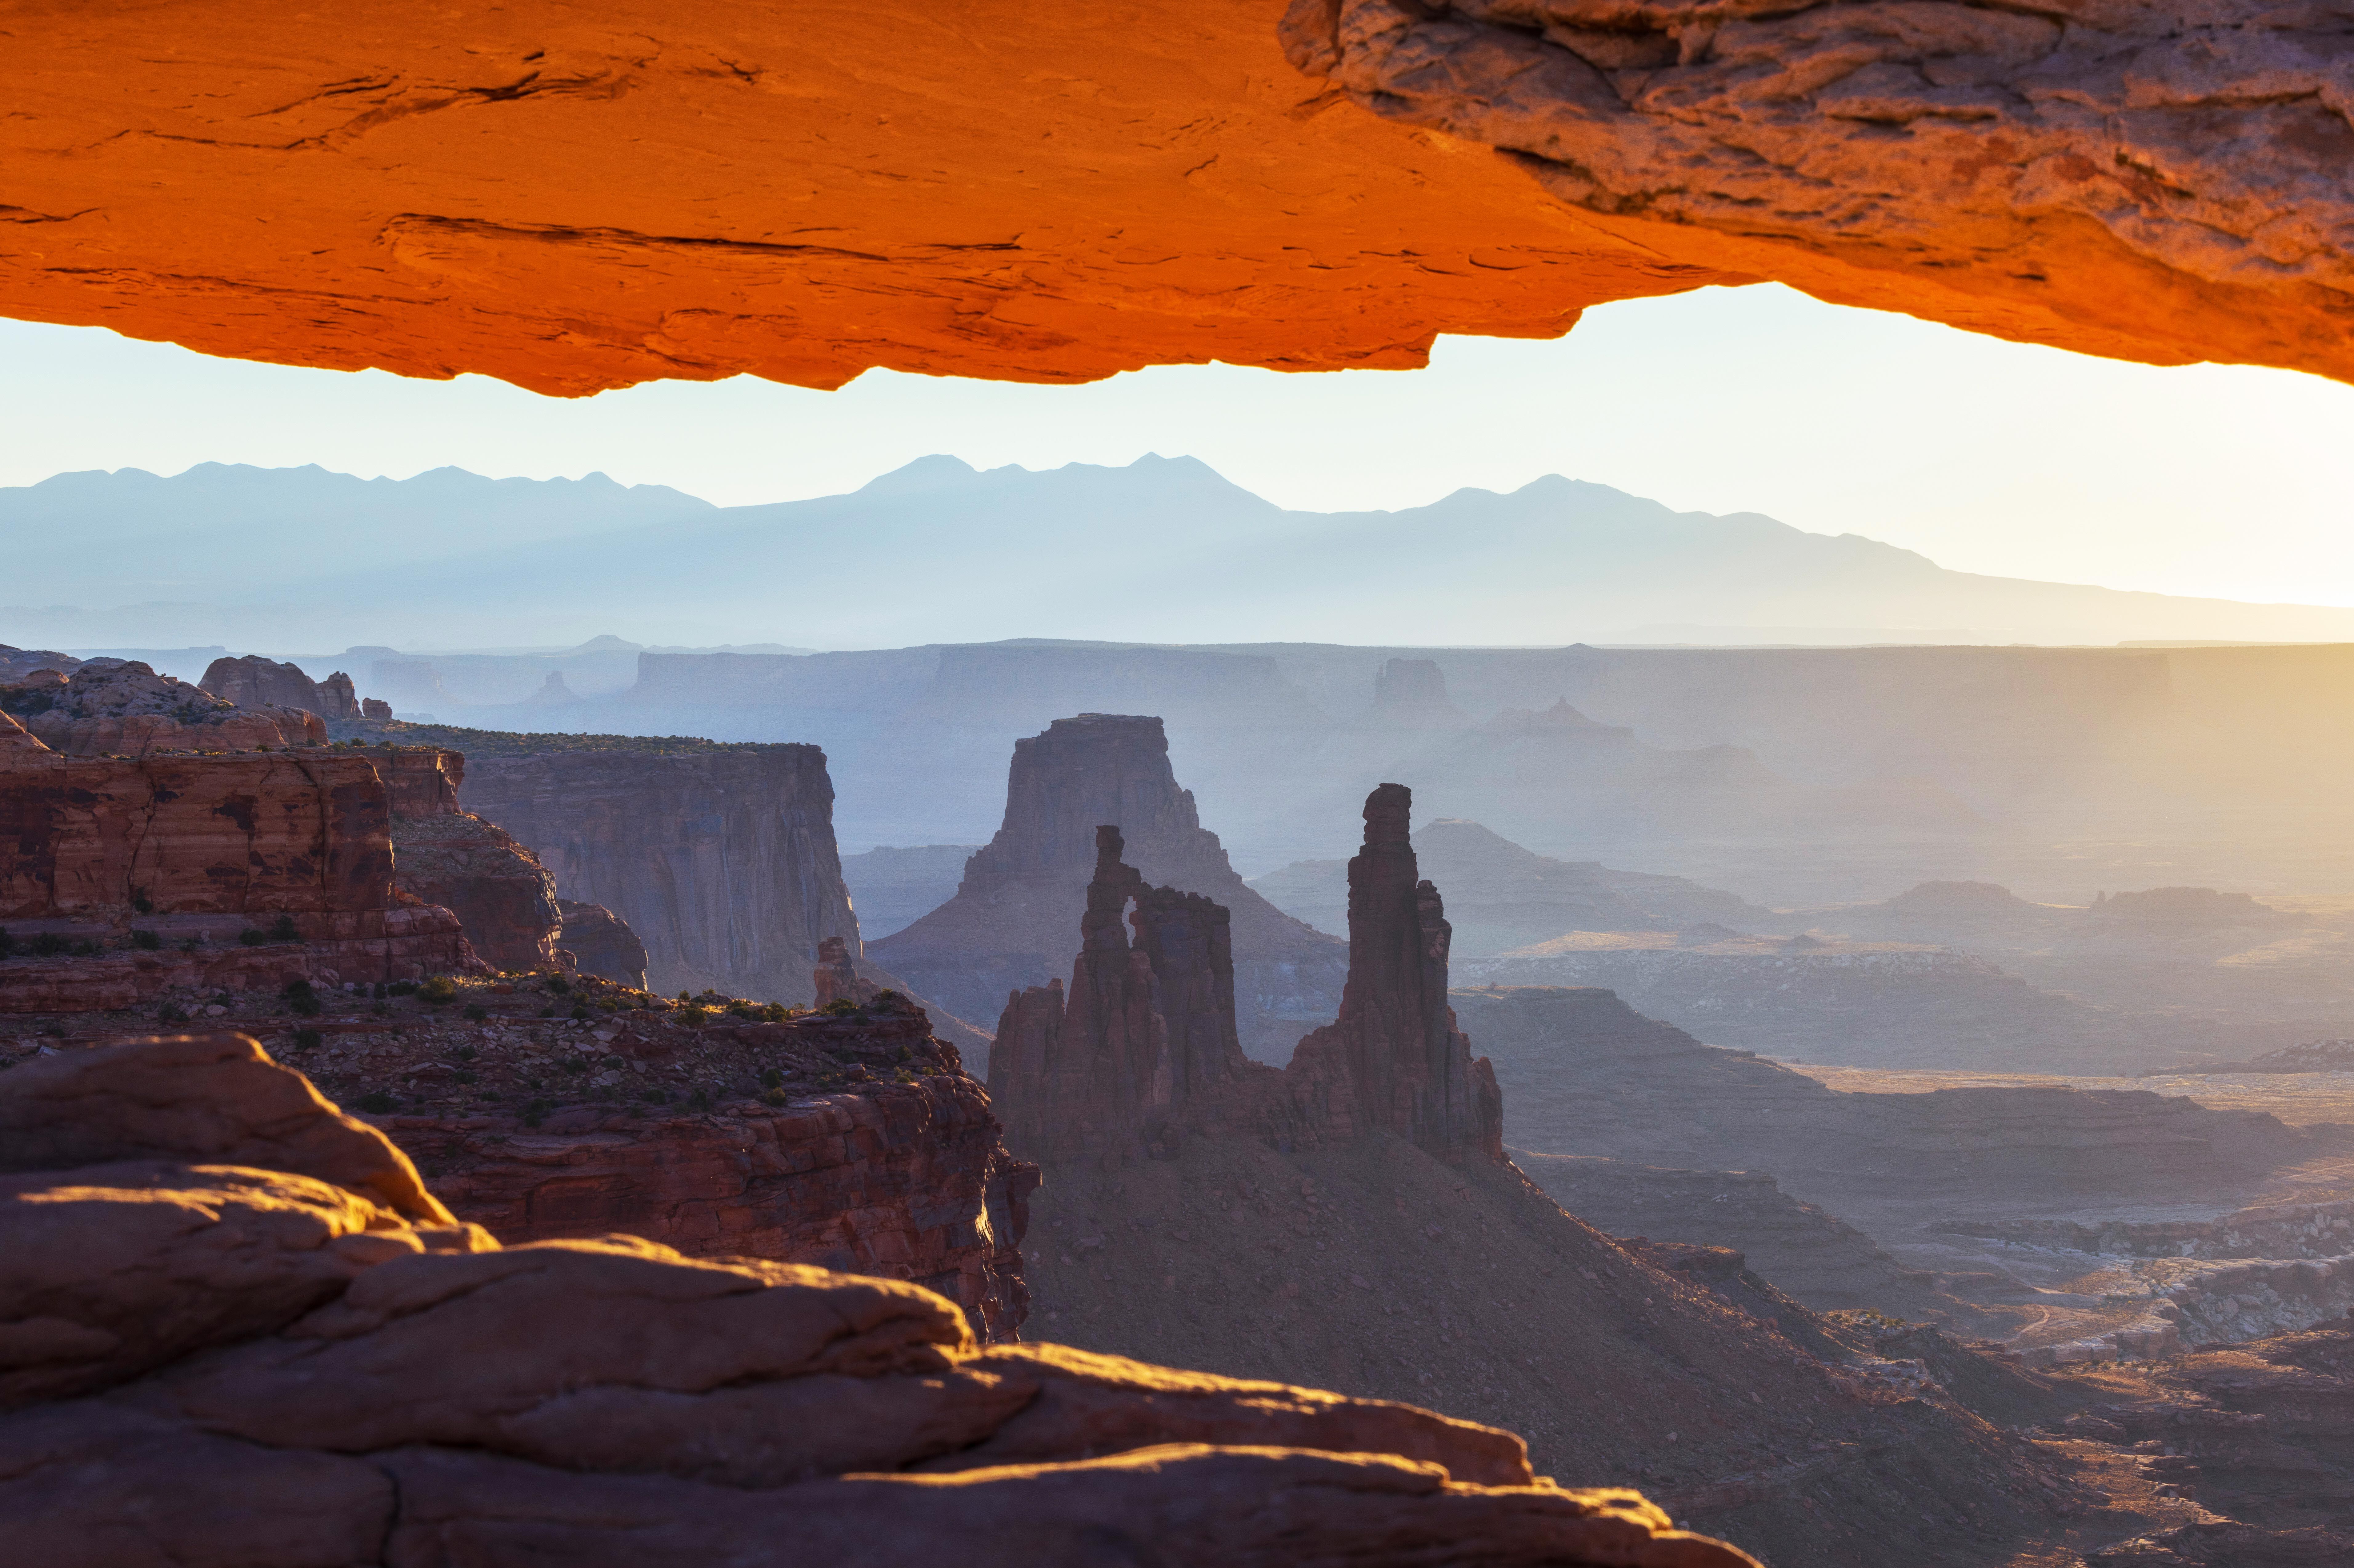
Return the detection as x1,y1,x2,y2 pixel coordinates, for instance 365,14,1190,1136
200,655,328,716
4,659,321,756
3,3,2348,392
876,715,1347,1060
0,730,481,1006
0,1031,1755,1567
1,742,397,918
391,809,563,974
558,898,649,989
360,698,392,722
814,934,878,1008
0,646,80,683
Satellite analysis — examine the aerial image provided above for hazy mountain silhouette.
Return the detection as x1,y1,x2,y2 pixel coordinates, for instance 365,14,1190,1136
10,455,2353,650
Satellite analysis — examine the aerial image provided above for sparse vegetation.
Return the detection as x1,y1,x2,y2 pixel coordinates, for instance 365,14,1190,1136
356,1090,397,1114
418,975,456,1005
282,979,322,1017
463,1003,488,1021
292,1027,323,1050
130,929,162,951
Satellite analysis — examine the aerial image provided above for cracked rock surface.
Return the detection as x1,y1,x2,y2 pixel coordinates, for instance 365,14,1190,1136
0,1033,1757,1567
1286,0,2354,378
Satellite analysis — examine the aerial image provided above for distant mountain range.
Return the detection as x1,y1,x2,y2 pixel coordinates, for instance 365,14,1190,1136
9,455,2352,650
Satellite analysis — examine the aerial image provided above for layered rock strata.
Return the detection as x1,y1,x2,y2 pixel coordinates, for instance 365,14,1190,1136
0,1031,1755,1568
2,658,323,755
329,740,565,974
876,714,1347,1060
0,715,478,1008
459,743,864,1005
558,898,649,989
991,788,1502,1167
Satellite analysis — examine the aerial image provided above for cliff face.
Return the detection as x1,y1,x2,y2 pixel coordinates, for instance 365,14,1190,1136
345,742,563,975
2,658,324,755
0,1031,1753,1567
991,789,1500,1168
459,745,864,1006
0,716,478,1007
874,715,1347,1060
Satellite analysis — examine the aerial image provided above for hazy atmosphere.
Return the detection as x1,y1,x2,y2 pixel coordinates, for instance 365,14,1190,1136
13,10,2354,1566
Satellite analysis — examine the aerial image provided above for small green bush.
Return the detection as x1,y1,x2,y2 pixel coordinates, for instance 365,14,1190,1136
238,929,268,947
270,914,300,942
462,1003,488,1022
759,1067,784,1090
418,975,456,1005
546,975,571,995
387,979,418,997
454,1043,478,1062
131,892,154,914
130,929,162,951
157,1001,189,1024
761,1086,791,1106
292,1027,323,1050
522,1097,551,1128
282,978,322,1017
687,1088,712,1112
0,928,15,959
356,1090,398,1114
820,999,859,1017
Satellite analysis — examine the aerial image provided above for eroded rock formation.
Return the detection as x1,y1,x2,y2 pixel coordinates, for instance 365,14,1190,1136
0,1031,1754,1568
2,658,323,755
5,3,2350,390
200,654,337,716
991,788,1502,1166
875,714,1347,1060
558,898,649,989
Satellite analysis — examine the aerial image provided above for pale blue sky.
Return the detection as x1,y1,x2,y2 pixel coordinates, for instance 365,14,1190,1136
5,282,2350,606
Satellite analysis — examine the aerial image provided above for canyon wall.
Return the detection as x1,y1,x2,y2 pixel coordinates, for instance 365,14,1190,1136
0,713,477,1006
558,899,649,989
458,743,861,1005
874,714,1347,1060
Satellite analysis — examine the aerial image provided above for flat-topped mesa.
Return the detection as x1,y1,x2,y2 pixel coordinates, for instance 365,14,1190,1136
877,714,1345,1059
1297,783,1503,1164
994,792,1503,1169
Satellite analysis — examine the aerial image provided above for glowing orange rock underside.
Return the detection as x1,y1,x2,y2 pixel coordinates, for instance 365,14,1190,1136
2,1,2342,393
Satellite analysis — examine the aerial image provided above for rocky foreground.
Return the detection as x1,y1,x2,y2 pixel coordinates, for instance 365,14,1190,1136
0,1030,1754,1567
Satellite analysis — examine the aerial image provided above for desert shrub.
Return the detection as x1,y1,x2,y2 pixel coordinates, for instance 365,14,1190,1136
238,929,268,947
156,1001,189,1024
131,891,154,914
356,1090,398,1114
387,979,418,997
562,1058,589,1076
760,1067,784,1089
281,979,322,1017
678,1006,708,1028
270,914,300,942
0,928,14,959
462,1003,488,1022
873,989,902,1003
546,975,571,995
522,1097,551,1128
418,975,457,1005
761,1087,791,1106
454,1043,478,1062
821,999,859,1018
71,939,99,957
292,1027,323,1050
130,929,162,951
29,932,67,957
687,1088,712,1112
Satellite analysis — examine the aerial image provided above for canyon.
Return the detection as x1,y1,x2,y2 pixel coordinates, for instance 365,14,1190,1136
874,714,1348,1062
